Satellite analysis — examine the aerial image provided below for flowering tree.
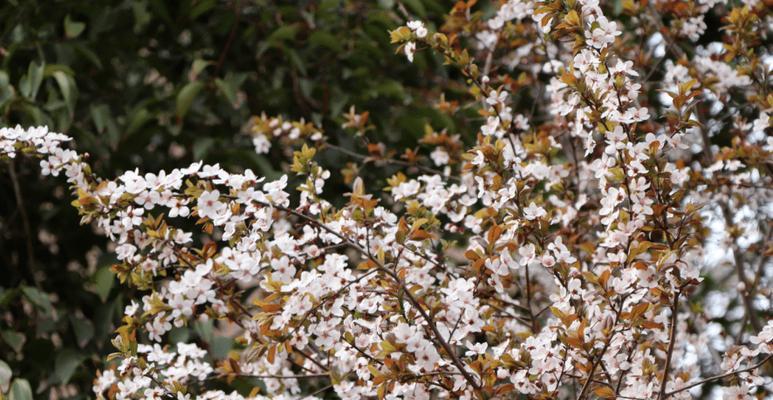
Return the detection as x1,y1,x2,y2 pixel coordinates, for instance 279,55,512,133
1,0,771,399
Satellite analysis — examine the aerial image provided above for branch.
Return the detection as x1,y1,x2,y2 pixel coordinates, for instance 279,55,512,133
576,339,612,400
720,202,762,333
7,160,37,284
645,3,687,60
576,313,622,400
255,200,485,398
657,291,681,400
323,142,460,182
214,0,242,76
228,373,328,380
694,98,762,334
664,354,772,397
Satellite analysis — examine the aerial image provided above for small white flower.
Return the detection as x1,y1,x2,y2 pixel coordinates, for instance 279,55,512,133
252,134,271,154
393,180,420,200
196,190,226,219
404,41,417,63
523,202,547,220
430,148,450,166
407,20,427,38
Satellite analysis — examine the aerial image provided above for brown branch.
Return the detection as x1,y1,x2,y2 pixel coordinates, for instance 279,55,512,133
645,3,686,61
254,200,484,398
576,312,622,400
306,383,334,398
721,203,763,333
7,160,37,284
694,101,762,334
393,281,484,397
576,338,613,400
524,263,537,332
289,268,379,337
214,0,242,76
230,373,328,380
615,346,637,396
323,142,460,182
664,354,772,397
657,291,681,400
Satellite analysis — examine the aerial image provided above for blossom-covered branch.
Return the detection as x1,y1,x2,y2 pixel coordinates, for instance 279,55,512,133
2,0,771,399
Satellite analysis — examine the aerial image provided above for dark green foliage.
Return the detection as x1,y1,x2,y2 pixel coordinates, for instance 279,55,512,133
0,1,454,397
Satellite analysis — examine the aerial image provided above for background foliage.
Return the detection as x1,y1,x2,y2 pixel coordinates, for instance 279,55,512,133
0,1,462,397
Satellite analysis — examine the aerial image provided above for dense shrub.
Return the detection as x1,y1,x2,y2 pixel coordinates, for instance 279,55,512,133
1,0,771,399
0,1,450,398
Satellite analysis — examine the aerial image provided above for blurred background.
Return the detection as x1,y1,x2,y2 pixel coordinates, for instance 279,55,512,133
0,1,476,398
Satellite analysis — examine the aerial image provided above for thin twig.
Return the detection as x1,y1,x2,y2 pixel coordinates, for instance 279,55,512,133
657,291,681,400
254,200,485,398
695,104,762,334
323,142,460,182
214,0,242,76
7,160,37,284
721,202,763,333
576,314,622,400
664,354,772,397
230,373,328,380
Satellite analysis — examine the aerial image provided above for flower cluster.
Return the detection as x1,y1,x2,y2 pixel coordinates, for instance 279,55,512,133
2,0,771,399
246,113,324,155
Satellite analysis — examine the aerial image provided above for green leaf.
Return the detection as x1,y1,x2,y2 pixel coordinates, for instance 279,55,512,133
70,315,95,348
401,0,427,18
193,319,214,342
93,266,114,303
257,24,300,57
43,64,76,77
215,78,237,107
175,81,204,120
64,15,86,39
126,107,152,137
54,349,83,384
613,0,623,15
191,59,211,80
267,24,299,43
0,359,11,392
328,86,349,118
52,71,77,116
214,72,246,108
94,297,119,341
18,103,47,126
285,48,307,76
0,288,17,308
72,43,103,69
299,78,313,99
232,149,281,180
132,1,152,32
309,31,342,52
0,70,15,108
19,61,45,100
168,327,190,344
210,336,232,359
90,104,109,133
1,331,25,353
189,0,217,19
9,378,32,400
369,79,405,99
193,137,215,160
21,286,53,314
377,0,395,8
